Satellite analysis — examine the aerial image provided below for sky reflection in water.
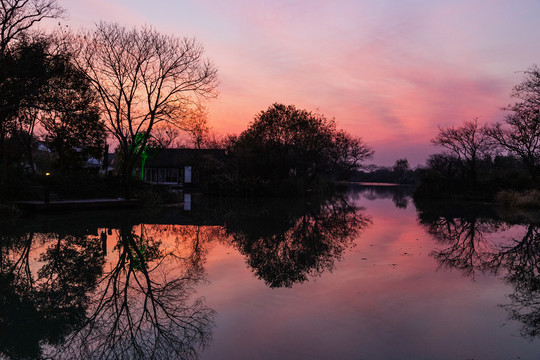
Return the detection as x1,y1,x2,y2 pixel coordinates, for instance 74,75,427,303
1,186,540,359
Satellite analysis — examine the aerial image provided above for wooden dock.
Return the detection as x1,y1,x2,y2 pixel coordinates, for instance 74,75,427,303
15,198,140,212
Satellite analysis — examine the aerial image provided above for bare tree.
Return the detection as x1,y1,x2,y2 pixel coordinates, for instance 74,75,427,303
150,106,211,149
486,66,540,178
150,124,182,149
182,105,210,149
0,0,65,57
486,104,540,178
510,64,540,106
70,23,218,195
432,118,492,186
425,216,502,278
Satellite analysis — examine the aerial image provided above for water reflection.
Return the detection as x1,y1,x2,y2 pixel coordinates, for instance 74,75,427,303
417,201,540,339
214,195,370,288
0,232,104,359
496,224,540,338
0,219,215,359
0,191,368,358
349,183,413,209
47,223,215,359
420,215,505,278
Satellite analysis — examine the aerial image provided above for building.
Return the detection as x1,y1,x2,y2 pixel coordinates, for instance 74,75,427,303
141,148,226,185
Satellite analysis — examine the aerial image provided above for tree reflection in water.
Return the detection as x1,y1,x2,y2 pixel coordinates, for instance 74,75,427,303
417,202,540,339
46,222,215,360
215,195,371,288
422,216,505,278
350,183,412,209
496,225,540,338
0,191,369,358
0,231,104,359
0,217,215,360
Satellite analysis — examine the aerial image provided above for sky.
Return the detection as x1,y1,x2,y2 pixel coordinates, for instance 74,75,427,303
44,0,540,166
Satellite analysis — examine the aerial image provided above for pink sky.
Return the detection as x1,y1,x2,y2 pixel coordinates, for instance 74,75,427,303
45,0,540,166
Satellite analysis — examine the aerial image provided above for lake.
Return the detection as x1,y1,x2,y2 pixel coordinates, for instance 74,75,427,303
1,184,540,359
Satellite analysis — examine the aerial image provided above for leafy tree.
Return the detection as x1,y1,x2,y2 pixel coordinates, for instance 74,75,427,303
0,0,65,166
40,48,106,172
392,158,410,184
1,34,106,173
0,35,49,168
230,103,373,192
70,22,218,196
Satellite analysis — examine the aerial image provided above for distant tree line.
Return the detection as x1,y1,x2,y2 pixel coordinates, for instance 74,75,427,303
416,66,540,199
351,158,420,185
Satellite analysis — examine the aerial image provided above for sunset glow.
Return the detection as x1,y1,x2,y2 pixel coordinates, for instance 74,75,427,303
50,0,540,165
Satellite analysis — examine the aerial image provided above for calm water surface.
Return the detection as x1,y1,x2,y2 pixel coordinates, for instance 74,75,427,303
1,185,540,359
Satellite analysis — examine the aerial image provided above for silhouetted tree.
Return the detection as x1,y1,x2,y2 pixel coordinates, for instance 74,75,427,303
0,35,49,168
0,0,65,165
230,103,373,193
40,48,106,172
426,153,461,180
392,158,410,184
0,0,65,57
0,231,104,359
486,66,540,179
432,118,492,186
49,223,215,359
71,22,218,196
0,33,106,173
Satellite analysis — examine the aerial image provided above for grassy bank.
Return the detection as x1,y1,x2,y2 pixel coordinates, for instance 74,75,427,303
495,189,540,209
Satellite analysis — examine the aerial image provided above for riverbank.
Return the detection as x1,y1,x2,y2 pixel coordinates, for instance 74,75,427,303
15,198,141,212
495,189,540,209
0,172,185,216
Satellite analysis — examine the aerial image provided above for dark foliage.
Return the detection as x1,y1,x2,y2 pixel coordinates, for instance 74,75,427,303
190,192,370,288
0,35,106,173
223,103,373,195
351,159,420,185
415,152,534,200
417,66,540,200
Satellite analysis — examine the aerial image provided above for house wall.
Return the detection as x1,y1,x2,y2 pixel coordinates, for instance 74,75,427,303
143,166,194,184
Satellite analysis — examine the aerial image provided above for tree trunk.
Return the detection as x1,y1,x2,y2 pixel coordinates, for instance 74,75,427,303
0,122,5,169
122,170,132,200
